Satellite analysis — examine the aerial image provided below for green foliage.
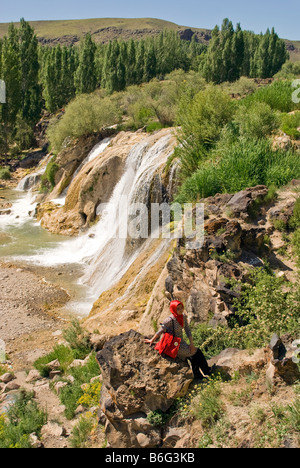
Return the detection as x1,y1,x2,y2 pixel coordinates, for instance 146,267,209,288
200,20,287,84
193,268,300,353
234,102,280,139
244,80,300,113
63,318,91,357
176,85,234,179
41,156,59,189
290,198,300,230
59,354,100,420
0,391,47,448
77,381,102,409
47,92,121,152
280,112,300,139
34,344,76,377
69,413,97,449
147,409,169,427
176,138,300,202
0,166,11,180
190,379,224,428
275,61,300,79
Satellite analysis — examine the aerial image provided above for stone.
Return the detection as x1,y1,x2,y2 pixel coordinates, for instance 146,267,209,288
4,381,20,392
26,369,41,383
209,347,269,377
163,427,188,448
97,330,193,448
0,373,15,384
41,422,67,438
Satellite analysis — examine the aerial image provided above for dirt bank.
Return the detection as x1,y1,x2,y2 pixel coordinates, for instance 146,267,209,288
0,261,71,370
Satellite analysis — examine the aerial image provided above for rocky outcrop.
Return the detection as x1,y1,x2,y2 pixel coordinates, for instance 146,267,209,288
139,186,274,335
266,334,300,386
96,330,193,448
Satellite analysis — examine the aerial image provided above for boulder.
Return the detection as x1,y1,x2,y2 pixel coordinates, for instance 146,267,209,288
266,334,300,386
0,373,15,384
97,330,193,448
226,185,269,220
208,347,269,377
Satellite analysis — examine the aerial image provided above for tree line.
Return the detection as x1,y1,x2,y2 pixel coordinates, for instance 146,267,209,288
0,18,288,159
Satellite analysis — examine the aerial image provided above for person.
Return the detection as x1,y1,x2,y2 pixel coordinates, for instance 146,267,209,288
145,300,211,380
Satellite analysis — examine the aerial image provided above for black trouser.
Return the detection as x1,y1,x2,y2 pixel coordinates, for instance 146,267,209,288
188,348,211,379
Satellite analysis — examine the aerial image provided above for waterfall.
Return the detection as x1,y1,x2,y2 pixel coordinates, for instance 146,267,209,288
19,132,174,311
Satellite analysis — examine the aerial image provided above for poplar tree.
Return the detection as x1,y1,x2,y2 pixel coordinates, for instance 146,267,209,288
75,33,97,94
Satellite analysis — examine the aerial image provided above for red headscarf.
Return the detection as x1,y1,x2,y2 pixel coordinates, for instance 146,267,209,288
170,300,184,328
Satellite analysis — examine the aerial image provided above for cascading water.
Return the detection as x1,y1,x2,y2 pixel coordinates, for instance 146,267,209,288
14,133,174,313
1,131,176,315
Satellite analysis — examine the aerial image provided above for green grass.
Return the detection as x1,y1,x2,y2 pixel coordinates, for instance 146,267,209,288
0,391,47,448
59,354,100,420
176,138,300,202
243,80,300,113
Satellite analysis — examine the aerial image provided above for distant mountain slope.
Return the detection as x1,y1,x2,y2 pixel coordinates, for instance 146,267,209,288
0,17,298,61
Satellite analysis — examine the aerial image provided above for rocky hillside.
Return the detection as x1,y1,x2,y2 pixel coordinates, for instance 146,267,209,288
0,17,212,47
0,17,298,60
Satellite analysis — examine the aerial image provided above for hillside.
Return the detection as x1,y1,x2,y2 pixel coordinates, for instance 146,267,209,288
0,17,299,61
0,17,212,46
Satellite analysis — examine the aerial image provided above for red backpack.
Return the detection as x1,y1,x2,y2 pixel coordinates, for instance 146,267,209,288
155,318,181,359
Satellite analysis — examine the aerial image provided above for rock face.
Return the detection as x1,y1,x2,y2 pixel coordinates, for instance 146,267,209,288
266,334,300,386
96,330,193,448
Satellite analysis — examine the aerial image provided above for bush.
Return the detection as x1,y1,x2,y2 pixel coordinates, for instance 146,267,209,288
244,80,300,113
69,413,97,448
176,85,235,178
0,391,47,448
34,344,75,377
280,112,300,139
0,167,11,180
193,268,300,353
234,102,280,139
290,198,300,230
190,380,224,429
41,157,59,190
176,138,300,202
59,354,100,420
47,93,122,152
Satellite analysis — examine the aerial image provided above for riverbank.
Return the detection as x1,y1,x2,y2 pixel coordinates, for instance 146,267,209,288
0,260,72,371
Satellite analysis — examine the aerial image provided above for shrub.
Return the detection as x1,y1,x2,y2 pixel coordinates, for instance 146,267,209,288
193,268,300,353
47,93,122,152
244,80,300,113
41,157,59,190
0,391,47,448
0,167,11,180
176,85,235,178
34,344,75,377
63,319,91,358
280,112,300,139
234,102,280,139
59,354,100,420
69,412,97,448
289,198,300,230
190,380,224,428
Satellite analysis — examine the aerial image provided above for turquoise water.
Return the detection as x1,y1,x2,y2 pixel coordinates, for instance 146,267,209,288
0,188,92,316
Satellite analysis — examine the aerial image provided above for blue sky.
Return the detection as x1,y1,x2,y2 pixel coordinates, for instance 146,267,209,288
1,0,299,40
